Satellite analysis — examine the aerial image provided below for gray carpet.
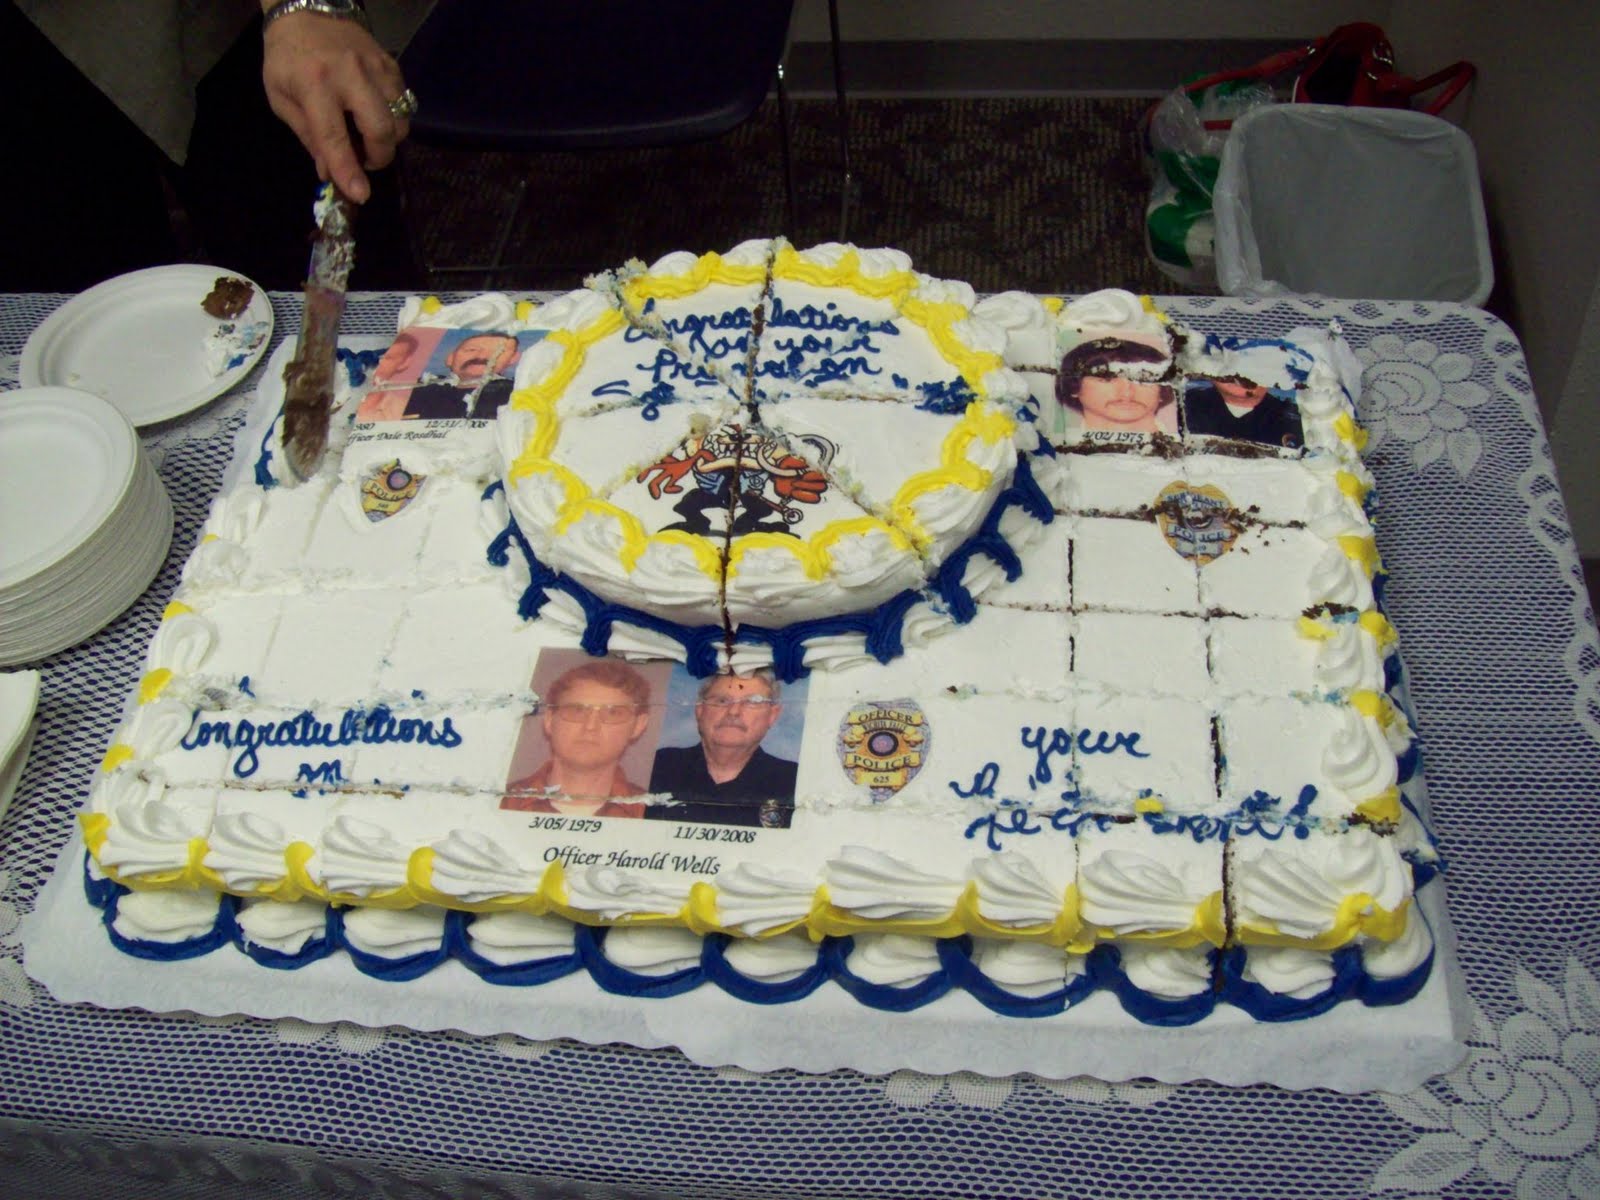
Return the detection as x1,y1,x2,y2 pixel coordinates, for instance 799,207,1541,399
400,96,1175,295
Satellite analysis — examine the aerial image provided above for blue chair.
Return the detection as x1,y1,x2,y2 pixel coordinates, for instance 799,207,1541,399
398,0,851,284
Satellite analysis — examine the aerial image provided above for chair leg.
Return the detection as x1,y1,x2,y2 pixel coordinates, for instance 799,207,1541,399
486,176,528,290
827,0,852,241
776,61,798,237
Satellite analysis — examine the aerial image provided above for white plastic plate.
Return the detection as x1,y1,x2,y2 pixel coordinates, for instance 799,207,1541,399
20,265,273,426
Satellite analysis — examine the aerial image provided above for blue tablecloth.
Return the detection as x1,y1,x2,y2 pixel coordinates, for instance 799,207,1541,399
2,290,1597,1200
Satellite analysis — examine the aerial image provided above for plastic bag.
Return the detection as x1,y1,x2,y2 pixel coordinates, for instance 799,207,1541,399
1142,23,1476,290
1144,81,1276,289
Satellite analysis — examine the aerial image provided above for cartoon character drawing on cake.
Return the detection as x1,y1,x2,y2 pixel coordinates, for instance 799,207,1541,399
647,669,801,829
636,428,832,537
1056,337,1178,440
1182,376,1304,449
501,657,667,818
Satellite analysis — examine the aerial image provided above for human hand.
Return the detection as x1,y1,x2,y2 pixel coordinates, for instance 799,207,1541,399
262,13,411,203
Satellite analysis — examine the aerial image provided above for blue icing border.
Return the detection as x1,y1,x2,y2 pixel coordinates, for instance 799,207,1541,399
490,450,1054,681
825,936,954,1012
78,854,1436,1020
102,889,238,962
936,936,1094,1018
700,933,831,1004
1216,944,1363,1022
576,924,706,998
333,906,460,982
1089,945,1218,1027
232,902,338,970
457,914,583,986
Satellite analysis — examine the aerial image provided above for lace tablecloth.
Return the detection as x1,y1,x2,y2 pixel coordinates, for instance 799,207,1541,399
2,291,1597,1200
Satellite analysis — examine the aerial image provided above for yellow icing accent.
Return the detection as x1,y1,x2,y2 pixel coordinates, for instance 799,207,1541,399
285,841,325,900
1134,797,1165,814
1296,615,1336,641
420,296,443,314
162,601,193,620
1240,892,1408,950
1338,534,1382,577
1332,411,1370,450
957,882,1082,947
138,669,173,704
806,883,970,941
1359,610,1399,647
1349,690,1386,720
101,744,135,773
726,515,915,583
899,297,1005,391
80,812,110,857
1042,296,1064,314
1356,787,1402,826
1336,470,1371,504
405,847,543,913
200,533,219,544
622,251,765,308
684,882,722,934
1089,891,1226,950
771,245,918,300
539,859,569,909
884,401,1014,546
321,882,419,910
641,528,725,579
515,299,537,322
1139,295,1171,324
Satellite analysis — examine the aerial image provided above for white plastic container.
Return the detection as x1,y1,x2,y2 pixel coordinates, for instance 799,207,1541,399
1214,104,1493,306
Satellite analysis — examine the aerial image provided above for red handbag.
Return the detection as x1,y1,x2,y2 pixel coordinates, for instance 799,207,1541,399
1178,22,1476,131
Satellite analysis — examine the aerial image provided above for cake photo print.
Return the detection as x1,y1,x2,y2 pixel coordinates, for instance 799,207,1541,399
36,241,1465,1091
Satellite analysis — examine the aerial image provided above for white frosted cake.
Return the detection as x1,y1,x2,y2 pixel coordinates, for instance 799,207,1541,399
81,240,1439,1025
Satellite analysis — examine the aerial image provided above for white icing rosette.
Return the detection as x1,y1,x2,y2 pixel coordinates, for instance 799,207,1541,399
973,291,1056,366
320,815,414,896
205,810,299,892
1240,945,1338,998
1322,706,1400,804
112,889,223,944
428,830,539,904
1231,826,1410,943
844,933,942,988
236,897,329,955
562,866,691,922
600,925,703,975
467,911,577,965
721,930,821,983
399,293,520,333
341,905,448,958
713,863,817,937
970,938,1082,996
1117,942,1212,998
825,846,964,922
970,852,1068,928
95,792,212,879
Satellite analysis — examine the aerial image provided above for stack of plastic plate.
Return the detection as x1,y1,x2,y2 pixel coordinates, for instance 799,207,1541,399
0,387,173,665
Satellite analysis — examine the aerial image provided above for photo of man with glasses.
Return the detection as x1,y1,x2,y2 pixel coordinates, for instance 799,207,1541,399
500,657,661,818
646,669,801,829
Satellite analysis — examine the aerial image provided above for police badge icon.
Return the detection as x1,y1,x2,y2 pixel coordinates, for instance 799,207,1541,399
359,459,425,522
1153,481,1241,563
838,700,929,800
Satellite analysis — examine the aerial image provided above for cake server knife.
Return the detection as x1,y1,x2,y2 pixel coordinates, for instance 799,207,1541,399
280,184,358,482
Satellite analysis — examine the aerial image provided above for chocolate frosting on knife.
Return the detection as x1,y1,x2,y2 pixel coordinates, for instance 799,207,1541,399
281,185,358,481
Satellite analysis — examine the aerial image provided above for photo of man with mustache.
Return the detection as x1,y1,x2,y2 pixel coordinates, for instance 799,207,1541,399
646,669,799,829
402,330,523,421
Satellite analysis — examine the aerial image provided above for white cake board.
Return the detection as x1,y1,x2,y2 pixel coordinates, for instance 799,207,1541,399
23,833,1470,1093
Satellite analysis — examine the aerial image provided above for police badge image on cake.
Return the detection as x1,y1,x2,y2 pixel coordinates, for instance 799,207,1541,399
1152,481,1245,564
1053,329,1178,446
838,699,929,802
500,650,671,819
646,666,808,829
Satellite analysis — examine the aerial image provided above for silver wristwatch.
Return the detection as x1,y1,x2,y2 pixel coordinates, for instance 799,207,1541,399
262,0,371,33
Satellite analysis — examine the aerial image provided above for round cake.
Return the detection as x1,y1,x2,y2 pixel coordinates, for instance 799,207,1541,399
494,240,1053,678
